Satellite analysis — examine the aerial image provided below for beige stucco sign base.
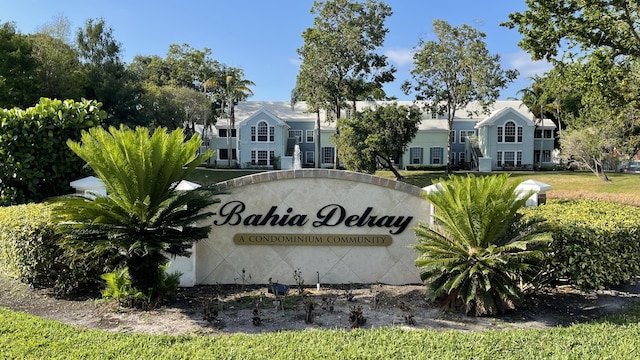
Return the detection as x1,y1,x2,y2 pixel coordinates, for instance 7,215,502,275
169,169,430,286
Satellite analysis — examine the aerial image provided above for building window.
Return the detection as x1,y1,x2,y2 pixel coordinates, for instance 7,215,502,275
252,121,274,142
251,150,269,165
450,151,456,164
498,121,521,143
497,151,522,167
345,108,352,119
534,129,542,138
306,130,314,143
517,151,523,165
544,129,553,138
430,147,443,164
322,147,335,164
459,130,475,143
410,147,423,164
543,150,551,162
218,149,236,160
218,128,236,138
517,127,523,142
504,121,516,142
257,122,268,142
459,152,466,164
305,151,315,165
289,130,302,143
450,130,456,144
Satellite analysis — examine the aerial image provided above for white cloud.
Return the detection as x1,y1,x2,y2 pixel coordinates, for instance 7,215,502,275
288,57,302,67
505,51,553,78
385,48,414,67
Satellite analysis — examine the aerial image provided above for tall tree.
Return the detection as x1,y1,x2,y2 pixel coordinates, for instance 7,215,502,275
205,68,255,167
128,55,172,87
139,84,212,131
0,21,37,108
30,32,85,101
76,18,142,127
333,103,422,179
503,0,640,62
555,51,640,179
165,43,222,91
402,20,518,174
296,0,394,168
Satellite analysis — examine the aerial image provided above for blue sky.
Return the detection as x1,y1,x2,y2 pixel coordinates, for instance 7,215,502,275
1,0,551,101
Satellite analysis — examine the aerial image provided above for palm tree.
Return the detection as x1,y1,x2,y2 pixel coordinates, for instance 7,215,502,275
414,174,549,316
52,126,221,300
206,68,254,167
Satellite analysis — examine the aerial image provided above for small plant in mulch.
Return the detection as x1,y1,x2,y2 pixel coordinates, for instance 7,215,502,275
397,301,415,325
343,283,355,302
202,298,220,323
234,268,251,292
252,293,264,326
304,299,316,324
349,305,366,328
321,297,336,312
370,285,381,310
293,268,305,296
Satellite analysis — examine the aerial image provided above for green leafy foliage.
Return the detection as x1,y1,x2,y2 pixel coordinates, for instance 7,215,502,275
101,268,146,307
296,0,394,118
521,199,640,290
0,203,111,294
101,264,181,308
503,0,640,62
334,103,422,179
52,126,220,303
0,97,106,205
403,19,518,173
414,174,550,315
0,22,37,108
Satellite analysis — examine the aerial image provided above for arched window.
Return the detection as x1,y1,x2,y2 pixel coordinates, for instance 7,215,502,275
251,121,274,142
498,121,521,143
504,121,516,142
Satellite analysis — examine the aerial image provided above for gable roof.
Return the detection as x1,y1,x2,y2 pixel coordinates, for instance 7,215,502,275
474,107,536,128
238,107,290,128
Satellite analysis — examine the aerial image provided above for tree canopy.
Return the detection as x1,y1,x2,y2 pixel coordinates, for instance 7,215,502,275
0,18,252,133
403,19,518,173
296,0,394,118
503,0,640,62
296,0,394,169
334,103,422,179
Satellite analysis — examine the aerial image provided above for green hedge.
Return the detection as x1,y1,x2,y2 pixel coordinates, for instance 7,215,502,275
0,98,106,206
522,199,640,290
0,203,110,294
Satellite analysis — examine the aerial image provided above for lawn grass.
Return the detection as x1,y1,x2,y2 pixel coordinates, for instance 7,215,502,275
191,167,640,195
2,306,640,359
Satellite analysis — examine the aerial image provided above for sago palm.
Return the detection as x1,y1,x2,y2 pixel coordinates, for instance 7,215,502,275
414,174,549,316
53,125,221,298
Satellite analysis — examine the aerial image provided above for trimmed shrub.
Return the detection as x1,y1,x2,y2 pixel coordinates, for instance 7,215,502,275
0,98,106,206
0,203,112,294
521,199,640,290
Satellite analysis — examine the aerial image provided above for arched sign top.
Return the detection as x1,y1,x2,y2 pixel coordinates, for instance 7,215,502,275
217,169,426,198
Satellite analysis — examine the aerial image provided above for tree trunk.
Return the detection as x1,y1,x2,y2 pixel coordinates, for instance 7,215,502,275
126,253,166,298
378,154,404,180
